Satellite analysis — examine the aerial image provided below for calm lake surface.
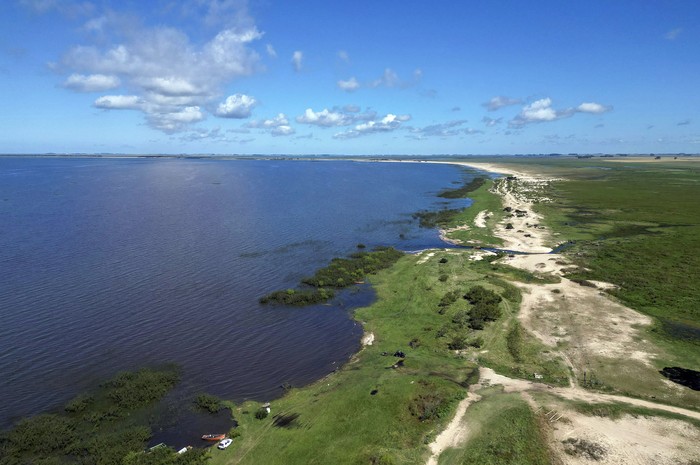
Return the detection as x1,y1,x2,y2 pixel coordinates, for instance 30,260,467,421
0,157,476,433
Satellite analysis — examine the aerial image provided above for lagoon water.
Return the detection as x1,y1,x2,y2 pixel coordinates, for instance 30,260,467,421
0,157,476,434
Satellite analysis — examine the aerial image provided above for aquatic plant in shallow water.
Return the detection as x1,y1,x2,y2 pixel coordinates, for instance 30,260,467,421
260,247,403,306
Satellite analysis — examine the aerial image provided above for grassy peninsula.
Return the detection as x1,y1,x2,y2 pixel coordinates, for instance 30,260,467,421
259,247,403,306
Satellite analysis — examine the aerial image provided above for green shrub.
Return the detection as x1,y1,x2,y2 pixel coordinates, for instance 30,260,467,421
194,394,222,413
464,286,502,306
447,335,467,350
439,290,461,308
6,414,77,454
65,394,94,413
104,368,180,409
255,408,269,420
437,177,486,198
259,288,335,305
506,323,523,362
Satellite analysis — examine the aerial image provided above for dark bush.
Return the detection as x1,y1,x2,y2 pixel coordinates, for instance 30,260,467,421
506,323,523,362
6,414,77,454
255,408,269,420
437,177,486,198
447,335,467,350
65,394,94,413
451,310,470,327
438,290,461,308
194,394,223,413
438,274,449,282
104,368,180,409
409,389,452,421
259,288,334,306
464,286,502,306
303,247,404,288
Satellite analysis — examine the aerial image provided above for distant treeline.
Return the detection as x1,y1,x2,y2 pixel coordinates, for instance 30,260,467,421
260,247,404,306
0,366,210,465
437,176,486,198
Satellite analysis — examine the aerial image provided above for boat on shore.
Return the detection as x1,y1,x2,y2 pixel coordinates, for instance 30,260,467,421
201,434,226,441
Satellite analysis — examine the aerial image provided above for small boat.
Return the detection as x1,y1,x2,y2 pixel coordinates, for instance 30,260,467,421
201,434,226,441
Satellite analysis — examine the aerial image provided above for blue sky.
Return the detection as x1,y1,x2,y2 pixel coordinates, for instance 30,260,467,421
0,0,698,155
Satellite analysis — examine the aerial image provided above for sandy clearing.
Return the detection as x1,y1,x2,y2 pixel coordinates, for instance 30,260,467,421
426,392,482,465
361,332,374,346
498,251,657,373
473,210,489,228
416,251,436,265
479,367,700,421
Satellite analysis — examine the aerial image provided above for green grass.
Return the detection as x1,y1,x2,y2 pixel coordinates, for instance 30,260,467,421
437,389,551,465
442,179,505,247
454,157,700,364
210,251,536,465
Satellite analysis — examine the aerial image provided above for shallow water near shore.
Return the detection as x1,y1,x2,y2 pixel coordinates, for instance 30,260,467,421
0,157,477,440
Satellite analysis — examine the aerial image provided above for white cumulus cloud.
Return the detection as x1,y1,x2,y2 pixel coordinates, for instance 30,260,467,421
245,113,295,136
93,95,142,110
59,5,263,133
337,77,360,92
521,98,559,121
576,102,611,114
215,94,257,118
334,113,411,139
510,98,612,127
296,108,354,127
148,106,204,133
64,73,120,92
482,95,522,111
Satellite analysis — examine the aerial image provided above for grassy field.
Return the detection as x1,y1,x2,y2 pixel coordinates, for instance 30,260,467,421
437,388,551,465
441,178,505,247
462,157,700,344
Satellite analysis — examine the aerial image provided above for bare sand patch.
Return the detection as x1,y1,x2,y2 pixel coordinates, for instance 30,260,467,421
551,412,700,465
474,210,489,228
416,251,436,265
425,392,482,465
